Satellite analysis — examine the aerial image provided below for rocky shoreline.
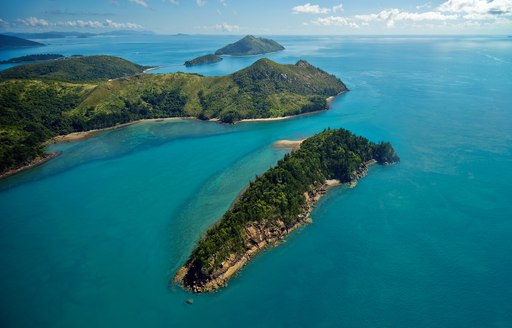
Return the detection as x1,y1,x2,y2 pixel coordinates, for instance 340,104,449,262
0,152,59,180
173,158,376,293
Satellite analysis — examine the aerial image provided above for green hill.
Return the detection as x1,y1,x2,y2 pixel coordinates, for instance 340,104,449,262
0,55,146,82
185,54,223,67
0,57,346,175
215,35,285,56
0,34,44,50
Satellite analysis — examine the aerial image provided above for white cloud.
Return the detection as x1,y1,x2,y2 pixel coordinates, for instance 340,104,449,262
332,4,344,14
196,0,207,7
104,19,142,29
355,8,458,28
60,20,103,28
16,17,50,27
313,16,360,28
438,0,512,15
416,2,433,10
13,17,142,29
129,0,148,8
168,0,179,4
0,18,10,28
215,22,239,32
219,0,227,6
292,3,331,14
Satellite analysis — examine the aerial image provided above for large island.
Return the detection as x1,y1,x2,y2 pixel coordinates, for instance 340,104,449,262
0,55,346,176
174,128,399,292
215,35,285,56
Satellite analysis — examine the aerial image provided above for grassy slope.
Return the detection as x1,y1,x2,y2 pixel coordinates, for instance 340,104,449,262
0,58,346,174
0,55,146,82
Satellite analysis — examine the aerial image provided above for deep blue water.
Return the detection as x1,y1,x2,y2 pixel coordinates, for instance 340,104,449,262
1,35,512,327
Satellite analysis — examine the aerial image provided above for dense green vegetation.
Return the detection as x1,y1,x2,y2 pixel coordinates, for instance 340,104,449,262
0,34,44,50
185,54,223,67
180,128,399,287
215,35,285,56
0,54,64,64
0,57,345,175
0,80,95,172
0,55,146,82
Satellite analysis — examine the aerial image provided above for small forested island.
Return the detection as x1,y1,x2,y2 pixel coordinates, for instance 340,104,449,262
0,34,44,50
0,55,345,176
174,128,399,292
215,35,285,56
0,54,64,64
185,54,223,67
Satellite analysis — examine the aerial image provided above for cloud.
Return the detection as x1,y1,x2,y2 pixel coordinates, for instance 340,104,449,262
60,20,103,28
196,0,207,7
416,2,433,10
45,10,113,16
168,0,179,4
12,17,142,29
312,16,360,28
0,18,10,28
16,17,50,27
129,0,148,7
215,22,239,32
355,8,458,28
438,0,512,15
292,3,331,14
219,0,227,6
104,19,143,29
332,4,344,14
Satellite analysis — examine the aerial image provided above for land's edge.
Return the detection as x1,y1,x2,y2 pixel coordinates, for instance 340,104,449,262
0,152,59,180
173,158,376,293
1,93,344,180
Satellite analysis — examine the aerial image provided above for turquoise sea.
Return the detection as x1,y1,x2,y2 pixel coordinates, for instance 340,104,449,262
1,35,511,327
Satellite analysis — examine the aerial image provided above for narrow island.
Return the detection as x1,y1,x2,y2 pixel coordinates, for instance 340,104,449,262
174,128,399,292
185,54,223,67
0,54,64,64
0,34,44,50
0,55,346,177
215,35,285,56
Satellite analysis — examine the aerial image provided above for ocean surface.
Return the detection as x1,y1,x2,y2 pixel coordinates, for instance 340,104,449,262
1,35,511,327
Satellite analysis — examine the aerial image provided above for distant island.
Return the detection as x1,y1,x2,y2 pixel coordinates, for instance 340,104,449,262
185,54,223,67
0,55,147,82
0,55,345,177
0,34,44,50
215,35,285,56
4,30,154,40
184,35,285,66
174,128,399,292
0,54,64,64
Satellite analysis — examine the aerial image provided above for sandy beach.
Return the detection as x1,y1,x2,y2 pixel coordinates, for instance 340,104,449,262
273,139,305,149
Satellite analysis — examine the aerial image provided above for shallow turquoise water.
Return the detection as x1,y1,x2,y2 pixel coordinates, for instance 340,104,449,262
1,36,512,327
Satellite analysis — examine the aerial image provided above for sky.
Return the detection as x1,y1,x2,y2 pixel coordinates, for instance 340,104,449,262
0,0,511,35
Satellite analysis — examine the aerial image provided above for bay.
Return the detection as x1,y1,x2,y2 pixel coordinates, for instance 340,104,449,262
1,35,511,327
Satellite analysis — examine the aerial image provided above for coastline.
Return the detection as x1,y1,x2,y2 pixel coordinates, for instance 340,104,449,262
142,66,164,74
240,91,345,123
3,91,343,179
0,152,59,180
174,159,376,293
46,117,196,145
